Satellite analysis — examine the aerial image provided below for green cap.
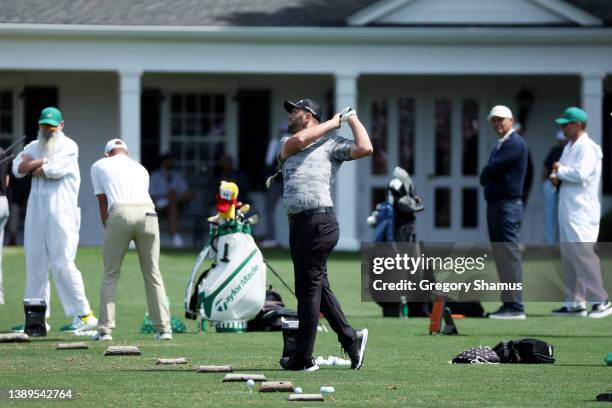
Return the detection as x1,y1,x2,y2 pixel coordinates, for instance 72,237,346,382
555,107,588,125
38,107,63,127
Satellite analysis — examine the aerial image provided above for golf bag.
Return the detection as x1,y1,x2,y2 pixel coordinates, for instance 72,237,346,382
368,166,424,244
369,167,484,318
246,287,298,332
368,167,430,317
184,219,266,325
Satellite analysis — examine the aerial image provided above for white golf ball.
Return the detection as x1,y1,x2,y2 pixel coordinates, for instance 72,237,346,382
320,386,335,394
294,387,303,394
246,379,255,387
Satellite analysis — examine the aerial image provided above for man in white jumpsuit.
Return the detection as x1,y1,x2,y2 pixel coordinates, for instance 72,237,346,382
11,107,98,332
550,107,611,318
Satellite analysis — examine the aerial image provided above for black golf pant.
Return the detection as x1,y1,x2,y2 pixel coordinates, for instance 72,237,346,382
289,210,355,361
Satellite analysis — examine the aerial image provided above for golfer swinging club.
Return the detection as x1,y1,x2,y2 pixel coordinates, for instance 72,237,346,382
277,99,372,371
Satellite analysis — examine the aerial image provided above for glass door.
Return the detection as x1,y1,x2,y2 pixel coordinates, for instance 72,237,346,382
358,89,488,244
421,95,487,242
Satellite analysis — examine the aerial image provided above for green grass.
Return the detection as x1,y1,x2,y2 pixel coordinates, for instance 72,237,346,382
0,247,611,407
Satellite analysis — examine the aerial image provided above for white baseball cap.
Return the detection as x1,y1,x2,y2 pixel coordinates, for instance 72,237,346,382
104,138,128,154
487,105,513,120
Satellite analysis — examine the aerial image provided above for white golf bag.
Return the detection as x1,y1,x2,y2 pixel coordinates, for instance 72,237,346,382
185,220,266,329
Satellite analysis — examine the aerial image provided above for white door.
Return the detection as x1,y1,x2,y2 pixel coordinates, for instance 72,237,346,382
419,93,488,242
358,87,489,243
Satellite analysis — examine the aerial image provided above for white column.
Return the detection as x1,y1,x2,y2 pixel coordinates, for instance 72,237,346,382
581,72,605,204
581,72,604,147
118,70,142,162
334,72,360,251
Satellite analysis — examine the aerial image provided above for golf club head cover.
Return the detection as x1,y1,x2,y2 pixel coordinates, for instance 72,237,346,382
340,106,356,123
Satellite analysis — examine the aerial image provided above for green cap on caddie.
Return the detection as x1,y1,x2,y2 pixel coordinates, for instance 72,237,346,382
555,107,588,125
38,107,63,127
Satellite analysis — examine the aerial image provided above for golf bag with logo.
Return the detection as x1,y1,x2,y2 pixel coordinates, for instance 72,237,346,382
184,219,266,330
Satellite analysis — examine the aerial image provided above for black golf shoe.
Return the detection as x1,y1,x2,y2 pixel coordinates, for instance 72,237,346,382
342,328,368,369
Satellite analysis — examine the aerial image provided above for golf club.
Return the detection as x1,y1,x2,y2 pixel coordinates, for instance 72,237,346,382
0,136,26,159
264,259,296,299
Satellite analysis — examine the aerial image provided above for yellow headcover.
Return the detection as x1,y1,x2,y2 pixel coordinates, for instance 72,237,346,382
216,181,239,221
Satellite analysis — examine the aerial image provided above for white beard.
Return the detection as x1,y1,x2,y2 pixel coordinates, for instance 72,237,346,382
38,130,60,159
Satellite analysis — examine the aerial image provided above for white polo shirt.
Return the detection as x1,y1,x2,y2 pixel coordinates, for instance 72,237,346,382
91,154,153,210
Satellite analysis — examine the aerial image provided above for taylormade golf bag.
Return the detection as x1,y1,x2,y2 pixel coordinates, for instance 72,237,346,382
185,219,266,326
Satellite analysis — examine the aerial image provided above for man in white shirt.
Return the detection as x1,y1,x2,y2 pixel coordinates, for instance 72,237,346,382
149,153,192,247
91,139,172,340
550,107,611,318
11,107,97,333
0,156,9,305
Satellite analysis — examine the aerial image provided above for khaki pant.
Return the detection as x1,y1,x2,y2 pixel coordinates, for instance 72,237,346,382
0,196,9,305
98,203,170,335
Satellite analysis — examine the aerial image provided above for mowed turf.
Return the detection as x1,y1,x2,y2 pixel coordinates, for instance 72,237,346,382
0,247,611,407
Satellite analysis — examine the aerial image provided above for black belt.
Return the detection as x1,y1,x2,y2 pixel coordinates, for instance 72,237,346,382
289,206,334,221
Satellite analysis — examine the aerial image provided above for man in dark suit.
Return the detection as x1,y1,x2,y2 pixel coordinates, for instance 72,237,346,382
480,105,528,320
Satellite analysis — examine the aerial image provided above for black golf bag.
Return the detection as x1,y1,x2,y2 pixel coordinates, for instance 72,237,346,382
368,167,484,318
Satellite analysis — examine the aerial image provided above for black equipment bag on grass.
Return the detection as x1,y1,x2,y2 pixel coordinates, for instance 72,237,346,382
493,338,555,364
451,346,500,364
247,287,297,332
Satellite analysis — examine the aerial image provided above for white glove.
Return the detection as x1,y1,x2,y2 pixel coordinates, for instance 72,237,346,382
340,107,357,123
366,210,379,226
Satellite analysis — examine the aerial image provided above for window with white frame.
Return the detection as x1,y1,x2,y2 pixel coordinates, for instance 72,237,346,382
169,93,225,178
0,91,14,148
